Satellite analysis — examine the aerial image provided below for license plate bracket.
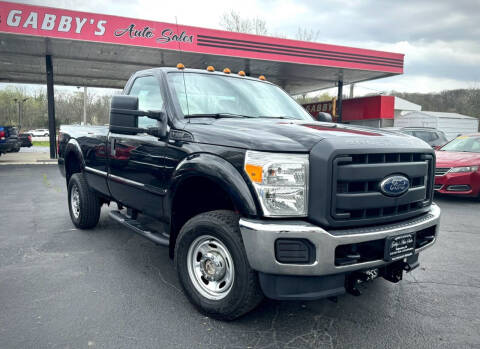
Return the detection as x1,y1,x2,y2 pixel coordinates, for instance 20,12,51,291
384,233,416,261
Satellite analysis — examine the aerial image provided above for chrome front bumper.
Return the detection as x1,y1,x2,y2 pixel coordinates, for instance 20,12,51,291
240,204,440,276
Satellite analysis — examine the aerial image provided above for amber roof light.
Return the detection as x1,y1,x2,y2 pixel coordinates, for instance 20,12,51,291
259,75,266,80
238,70,246,76
207,66,215,72
223,68,231,74
177,63,185,70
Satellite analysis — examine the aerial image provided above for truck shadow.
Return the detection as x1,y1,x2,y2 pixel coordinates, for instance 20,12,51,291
88,209,399,349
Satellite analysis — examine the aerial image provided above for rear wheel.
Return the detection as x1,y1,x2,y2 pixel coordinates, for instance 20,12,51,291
175,210,263,320
68,173,101,229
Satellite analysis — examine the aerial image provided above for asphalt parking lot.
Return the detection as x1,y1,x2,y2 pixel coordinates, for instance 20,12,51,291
0,165,479,349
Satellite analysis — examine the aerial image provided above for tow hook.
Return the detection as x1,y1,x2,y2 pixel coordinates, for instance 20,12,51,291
346,268,380,296
383,260,419,283
346,260,420,296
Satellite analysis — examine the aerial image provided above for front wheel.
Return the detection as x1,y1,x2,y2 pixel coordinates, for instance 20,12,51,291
175,210,263,320
68,173,101,229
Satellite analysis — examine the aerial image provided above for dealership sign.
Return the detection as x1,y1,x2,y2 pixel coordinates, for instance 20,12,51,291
0,1,404,73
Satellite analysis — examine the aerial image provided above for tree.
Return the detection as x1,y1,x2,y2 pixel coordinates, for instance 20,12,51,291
0,86,118,130
295,92,332,105
219,10,268,35
295,27,320,42
391,88,480,120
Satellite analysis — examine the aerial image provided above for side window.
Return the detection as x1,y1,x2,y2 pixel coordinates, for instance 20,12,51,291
128,75,164,129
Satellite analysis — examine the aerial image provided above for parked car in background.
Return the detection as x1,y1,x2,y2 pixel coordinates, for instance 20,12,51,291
384,127,448,148
0,126,21,155
434,134,480,197
18,133,33,148
29,129,49,137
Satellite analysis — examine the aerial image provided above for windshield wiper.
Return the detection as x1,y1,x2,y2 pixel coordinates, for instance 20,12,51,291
256,115,297,119
185,113,253,119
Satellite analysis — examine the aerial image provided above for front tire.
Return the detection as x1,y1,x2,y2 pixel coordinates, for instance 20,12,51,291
68,173,101,229
175,210,263,320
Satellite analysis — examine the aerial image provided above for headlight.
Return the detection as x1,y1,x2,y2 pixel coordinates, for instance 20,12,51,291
448,166,479,173
244,150,308,217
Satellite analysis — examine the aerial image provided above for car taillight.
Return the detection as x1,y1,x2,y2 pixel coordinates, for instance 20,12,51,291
28,135,32,141
0,130,5,140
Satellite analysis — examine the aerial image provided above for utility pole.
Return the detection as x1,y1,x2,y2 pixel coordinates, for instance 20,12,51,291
13,98,28,130
77,86,88,125
83,86,87,125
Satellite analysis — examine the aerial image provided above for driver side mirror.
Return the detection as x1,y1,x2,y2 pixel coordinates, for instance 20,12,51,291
109,95,167,138
109,95,139,134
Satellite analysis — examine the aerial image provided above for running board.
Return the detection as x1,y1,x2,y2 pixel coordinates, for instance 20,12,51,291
109,210,169,246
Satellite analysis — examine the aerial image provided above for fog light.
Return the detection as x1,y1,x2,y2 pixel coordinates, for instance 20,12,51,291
446,185,471,191
275,239,315,264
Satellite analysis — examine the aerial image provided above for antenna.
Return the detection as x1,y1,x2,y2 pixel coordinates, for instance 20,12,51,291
175,16,190,117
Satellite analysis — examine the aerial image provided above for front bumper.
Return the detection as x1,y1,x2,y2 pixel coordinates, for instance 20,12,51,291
240,204,440,277
0,142,13,153
435,172,480,197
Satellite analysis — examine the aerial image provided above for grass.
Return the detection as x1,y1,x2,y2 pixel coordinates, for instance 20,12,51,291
32,141,50,147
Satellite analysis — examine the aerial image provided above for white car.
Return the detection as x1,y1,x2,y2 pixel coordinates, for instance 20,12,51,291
29,129,49,137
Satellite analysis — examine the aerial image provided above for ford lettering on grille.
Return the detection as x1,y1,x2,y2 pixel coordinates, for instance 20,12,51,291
380,175,410,196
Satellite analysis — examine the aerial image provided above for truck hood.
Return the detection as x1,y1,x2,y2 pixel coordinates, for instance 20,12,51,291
435,150,480,167
184,118,427,152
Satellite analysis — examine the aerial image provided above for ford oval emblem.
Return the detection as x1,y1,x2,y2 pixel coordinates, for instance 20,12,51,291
380,175,410,196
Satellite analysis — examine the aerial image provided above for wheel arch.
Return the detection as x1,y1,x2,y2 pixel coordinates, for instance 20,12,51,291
64,139,85,184
167,153,258,257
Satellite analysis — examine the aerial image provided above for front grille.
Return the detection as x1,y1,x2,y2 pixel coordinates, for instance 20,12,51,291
434,184,443,190
435,167,450,176
331,152,434,226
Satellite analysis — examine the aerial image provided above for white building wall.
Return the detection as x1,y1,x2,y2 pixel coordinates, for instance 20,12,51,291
393,111,479,140
394,113,437,128
437,118,479,140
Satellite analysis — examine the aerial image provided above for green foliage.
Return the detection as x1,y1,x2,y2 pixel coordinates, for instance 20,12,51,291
0,86,112,131
391,89,480,119
32,141,50,147
295,92,333,105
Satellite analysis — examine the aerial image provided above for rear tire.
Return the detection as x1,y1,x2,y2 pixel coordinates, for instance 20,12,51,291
68,173,101,229
175,210,263,320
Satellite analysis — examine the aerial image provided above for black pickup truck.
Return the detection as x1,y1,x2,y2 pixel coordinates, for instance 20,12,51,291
58,66,440,320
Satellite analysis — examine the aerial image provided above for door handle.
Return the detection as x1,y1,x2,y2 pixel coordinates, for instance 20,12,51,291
110,138,116,157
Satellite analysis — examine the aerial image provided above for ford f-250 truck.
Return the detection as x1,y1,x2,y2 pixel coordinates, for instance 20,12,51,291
58,66,440,320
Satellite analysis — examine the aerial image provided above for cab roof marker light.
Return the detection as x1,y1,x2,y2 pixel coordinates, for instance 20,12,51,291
176,63,185,70
238,70,246,76
223,68,231,74
206,66,215,72
259,75,266,80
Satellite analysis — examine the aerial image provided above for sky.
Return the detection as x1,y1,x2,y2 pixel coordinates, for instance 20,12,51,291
2,0,480,96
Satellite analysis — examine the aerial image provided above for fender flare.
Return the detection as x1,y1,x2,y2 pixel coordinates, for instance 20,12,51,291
167,153,258,218
63,139,85,179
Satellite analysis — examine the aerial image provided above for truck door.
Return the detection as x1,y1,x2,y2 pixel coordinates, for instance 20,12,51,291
107,74,167,218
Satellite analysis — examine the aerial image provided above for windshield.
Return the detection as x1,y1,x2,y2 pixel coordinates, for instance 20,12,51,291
440,136,480,153
168,72,313,120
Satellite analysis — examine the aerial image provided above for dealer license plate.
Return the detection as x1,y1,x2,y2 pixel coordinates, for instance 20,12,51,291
384,233,415,261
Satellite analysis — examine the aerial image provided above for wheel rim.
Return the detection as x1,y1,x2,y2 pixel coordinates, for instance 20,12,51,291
70,184,80,219
187,235,234,300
